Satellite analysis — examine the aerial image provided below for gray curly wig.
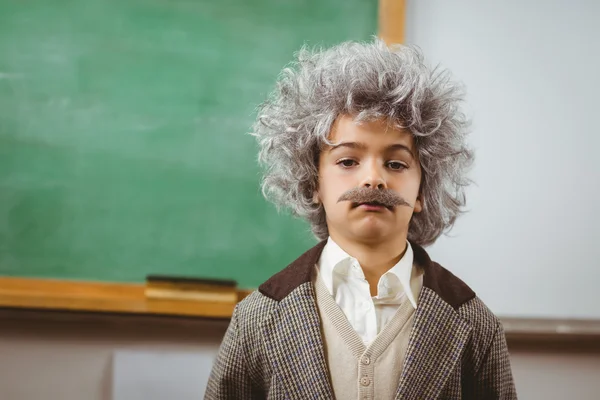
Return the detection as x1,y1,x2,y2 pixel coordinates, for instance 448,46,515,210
251,39,473,246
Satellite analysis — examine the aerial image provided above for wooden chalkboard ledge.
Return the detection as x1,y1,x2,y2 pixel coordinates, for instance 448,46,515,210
0,276,252,320
1,277,599,351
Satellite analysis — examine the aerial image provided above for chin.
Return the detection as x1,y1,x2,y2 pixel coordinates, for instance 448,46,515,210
349,221,393,242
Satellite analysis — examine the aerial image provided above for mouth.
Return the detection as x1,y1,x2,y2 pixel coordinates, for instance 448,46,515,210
353,202,393,211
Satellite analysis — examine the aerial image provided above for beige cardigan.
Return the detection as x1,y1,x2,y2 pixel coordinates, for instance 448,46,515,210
314,269,417,399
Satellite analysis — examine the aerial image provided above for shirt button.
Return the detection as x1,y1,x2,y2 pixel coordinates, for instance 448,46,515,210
361,355,371,365
360,376,371,386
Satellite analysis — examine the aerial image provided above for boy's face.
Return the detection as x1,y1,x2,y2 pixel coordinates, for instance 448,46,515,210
315,115,422,245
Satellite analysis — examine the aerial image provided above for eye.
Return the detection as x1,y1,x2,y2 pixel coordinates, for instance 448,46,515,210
337,159,358,168
387,161,407,171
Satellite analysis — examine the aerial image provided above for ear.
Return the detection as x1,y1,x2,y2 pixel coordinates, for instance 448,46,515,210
413,196,423,213
312,191,320,205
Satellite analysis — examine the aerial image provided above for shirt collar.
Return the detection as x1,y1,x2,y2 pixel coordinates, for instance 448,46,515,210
317,237,418,309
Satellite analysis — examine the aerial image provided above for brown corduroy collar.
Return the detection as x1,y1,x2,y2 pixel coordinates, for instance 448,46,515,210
259,240,476,310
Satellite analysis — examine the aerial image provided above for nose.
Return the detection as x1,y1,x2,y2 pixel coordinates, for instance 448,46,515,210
360,161,387,190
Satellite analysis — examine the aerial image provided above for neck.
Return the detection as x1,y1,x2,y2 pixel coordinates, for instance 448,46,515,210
330,233,408,296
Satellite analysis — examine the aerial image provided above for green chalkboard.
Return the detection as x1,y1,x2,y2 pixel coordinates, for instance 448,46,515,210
0,0,377,287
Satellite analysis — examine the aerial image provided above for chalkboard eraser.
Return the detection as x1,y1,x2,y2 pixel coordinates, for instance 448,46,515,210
145,275,237,288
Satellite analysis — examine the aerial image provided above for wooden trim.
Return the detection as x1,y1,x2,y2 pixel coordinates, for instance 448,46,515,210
502,317,600,352
378,0,406,45
0,276,251,319
2,276,600,350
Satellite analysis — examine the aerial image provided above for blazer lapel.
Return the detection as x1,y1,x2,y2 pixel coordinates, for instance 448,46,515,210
395,287,472,400
263,282,334,399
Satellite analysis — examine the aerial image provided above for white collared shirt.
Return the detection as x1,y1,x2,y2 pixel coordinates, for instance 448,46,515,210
316,237,420,344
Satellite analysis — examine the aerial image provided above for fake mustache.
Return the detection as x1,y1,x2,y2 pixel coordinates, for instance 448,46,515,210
337,187,413,209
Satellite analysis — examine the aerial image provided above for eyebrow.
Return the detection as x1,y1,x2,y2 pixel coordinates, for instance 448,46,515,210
328,141,415,159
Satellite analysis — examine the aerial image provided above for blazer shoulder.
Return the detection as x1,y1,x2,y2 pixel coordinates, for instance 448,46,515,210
458,296,501,337
235,290,279,329
233,291,278,360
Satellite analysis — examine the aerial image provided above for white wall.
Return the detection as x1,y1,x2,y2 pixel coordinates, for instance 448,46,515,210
405,0,600,319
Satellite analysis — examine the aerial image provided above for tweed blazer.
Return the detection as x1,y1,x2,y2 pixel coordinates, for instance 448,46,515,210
206,241,517,399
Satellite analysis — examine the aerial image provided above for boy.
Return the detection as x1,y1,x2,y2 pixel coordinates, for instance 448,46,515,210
206,39,517,399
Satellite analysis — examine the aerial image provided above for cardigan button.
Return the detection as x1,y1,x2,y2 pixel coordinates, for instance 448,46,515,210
360,376,371,386
361,356,371,365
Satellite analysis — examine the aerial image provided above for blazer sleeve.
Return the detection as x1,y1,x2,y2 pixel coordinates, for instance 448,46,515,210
473,323,518,399
205,305,257,400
